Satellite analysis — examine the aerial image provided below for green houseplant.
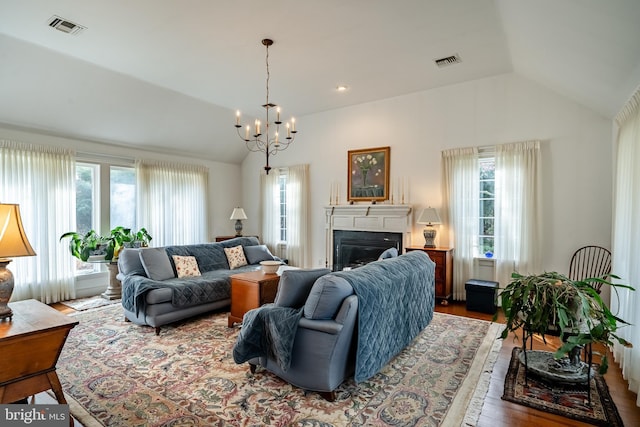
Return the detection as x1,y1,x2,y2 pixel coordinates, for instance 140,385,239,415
59,229,114,262
110,226,152,258
60,227,152,262
497,271,634,373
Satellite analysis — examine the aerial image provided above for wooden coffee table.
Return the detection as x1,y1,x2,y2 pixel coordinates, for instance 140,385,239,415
228,271,280,327
0,299,78,404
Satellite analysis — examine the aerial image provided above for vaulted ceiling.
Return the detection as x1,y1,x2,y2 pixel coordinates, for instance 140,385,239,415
1,0,639,163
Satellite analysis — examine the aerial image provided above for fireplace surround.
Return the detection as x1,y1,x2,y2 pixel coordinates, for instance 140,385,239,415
324,204,413,270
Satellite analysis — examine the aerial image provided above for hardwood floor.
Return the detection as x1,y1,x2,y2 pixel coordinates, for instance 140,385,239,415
42,300,640,426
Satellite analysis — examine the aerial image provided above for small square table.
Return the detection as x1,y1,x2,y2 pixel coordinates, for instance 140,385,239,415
228,271,280,327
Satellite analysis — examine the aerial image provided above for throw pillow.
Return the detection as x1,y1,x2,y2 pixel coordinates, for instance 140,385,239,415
224,245,248,269
274,268,330,308
117,248,146,277
138,247,175,281
243,244,276,264
172,255,202,278
304,275,353,320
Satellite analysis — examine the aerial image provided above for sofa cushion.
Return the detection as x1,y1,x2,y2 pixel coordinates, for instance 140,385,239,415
274,268,330,308
244,244,275,265
304,274,353,320
118,248,146,277
224,245,248,269
172,255,201,278
139,248,175,281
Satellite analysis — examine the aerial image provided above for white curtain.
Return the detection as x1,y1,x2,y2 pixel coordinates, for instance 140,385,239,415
286,164,310,267
0,140,76,303
612,88,640,405
136,160,208,246
260,168,281,251
442,147,479,299
494,141,542,288
260,164,310,267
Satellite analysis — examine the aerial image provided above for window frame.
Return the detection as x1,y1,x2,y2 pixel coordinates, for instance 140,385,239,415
478,154,495,258
73,157,136,276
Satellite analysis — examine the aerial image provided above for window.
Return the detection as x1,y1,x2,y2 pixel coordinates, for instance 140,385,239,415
76,163,98,235
478,157,495,256
278,172,287,242
73,161,136,275
110,166,136,229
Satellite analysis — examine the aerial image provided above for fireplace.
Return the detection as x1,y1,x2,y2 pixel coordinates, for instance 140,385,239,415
332,230,403,271
324,204,413,270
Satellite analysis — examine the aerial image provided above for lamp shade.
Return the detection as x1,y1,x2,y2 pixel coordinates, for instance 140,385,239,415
416,207,441,225
229,207,247,221
0,203,36,259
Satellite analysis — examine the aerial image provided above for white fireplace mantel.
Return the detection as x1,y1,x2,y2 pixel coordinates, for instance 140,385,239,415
324,204,413,268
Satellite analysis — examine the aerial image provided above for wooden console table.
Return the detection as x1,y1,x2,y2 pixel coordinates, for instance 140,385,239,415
228,271,280,327
406,247,454,305
0,299,78,404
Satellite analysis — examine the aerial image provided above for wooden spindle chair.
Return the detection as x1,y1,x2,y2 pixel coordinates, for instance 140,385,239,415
568,245,612,293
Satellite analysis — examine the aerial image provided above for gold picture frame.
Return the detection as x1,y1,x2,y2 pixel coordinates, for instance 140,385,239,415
347,146,390,202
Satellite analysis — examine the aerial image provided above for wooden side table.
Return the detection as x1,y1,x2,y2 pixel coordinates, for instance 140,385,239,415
406,247,454,305
228,271,280,327
0,299,78,404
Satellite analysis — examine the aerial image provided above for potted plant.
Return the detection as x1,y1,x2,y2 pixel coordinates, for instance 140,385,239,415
497,271,634,374
59,229,114,262
110,226,152,259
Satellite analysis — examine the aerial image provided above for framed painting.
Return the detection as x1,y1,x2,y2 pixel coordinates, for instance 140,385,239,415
347,146,390,202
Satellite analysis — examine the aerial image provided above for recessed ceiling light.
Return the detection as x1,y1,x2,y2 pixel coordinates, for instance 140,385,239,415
336,85,349,92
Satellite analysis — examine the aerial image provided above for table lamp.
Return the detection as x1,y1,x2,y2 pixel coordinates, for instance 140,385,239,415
417,207,441,248
0,203,36,320
230,207,248,236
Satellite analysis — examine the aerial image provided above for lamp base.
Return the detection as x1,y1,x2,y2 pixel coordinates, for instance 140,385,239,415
423,227,437,249
234,220,244,237
0,260,15,321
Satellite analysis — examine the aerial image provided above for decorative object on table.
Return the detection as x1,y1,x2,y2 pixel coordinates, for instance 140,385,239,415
347,146,390,202
417,207,442,248
497,271,634,376
259,260,282,274
0,203,36,320
234,38,298,175
230,207,247,236
502,348,623,427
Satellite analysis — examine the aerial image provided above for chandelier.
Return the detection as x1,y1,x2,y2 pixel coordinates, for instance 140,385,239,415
234,38,298,174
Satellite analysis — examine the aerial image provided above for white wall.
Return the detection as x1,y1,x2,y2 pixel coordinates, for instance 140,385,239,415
241,73,613,277
0,125,243,240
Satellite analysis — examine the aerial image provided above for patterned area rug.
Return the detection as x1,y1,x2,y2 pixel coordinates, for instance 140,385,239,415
58,305,502,426
502,348,623,427
60,296,121,311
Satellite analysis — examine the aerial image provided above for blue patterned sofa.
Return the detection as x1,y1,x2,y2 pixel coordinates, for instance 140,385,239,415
118,236,275,334
233,250,436,400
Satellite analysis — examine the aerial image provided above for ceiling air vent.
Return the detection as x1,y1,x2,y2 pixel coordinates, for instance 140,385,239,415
48,15,86,35
434,54,461,68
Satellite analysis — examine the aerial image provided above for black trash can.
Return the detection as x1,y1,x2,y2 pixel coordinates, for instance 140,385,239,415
465,279,499,314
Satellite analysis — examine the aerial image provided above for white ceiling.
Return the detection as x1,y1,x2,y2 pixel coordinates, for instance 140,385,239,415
1,0,639,164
